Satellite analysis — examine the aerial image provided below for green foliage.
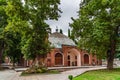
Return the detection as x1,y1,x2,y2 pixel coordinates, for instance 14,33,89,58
0,0,7,28
5,0,61,62
70,0,120,69
4,30,22,66
21,0,61,60
21,66,60,76
5,0,28,32
68,27,78,45
0,0,61,66
0,0,8,65
4,0,28,64
21,66,48,75
68,29,71,37
68,75,73,80
70,0,120,58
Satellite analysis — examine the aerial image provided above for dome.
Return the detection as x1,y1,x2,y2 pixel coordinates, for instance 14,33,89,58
48,32,76,48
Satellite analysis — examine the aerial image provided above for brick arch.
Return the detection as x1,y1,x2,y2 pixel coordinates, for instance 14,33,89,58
67,48,81,66
55,53,63,65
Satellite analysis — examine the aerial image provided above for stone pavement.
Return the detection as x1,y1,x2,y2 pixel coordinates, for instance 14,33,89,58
0,66,106,80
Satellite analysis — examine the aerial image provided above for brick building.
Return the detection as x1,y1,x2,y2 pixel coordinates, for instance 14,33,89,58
46,31,102,67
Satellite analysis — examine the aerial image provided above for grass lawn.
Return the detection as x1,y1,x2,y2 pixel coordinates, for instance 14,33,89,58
73,68,120,80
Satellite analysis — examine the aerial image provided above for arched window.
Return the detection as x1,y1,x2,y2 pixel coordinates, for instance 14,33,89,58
55,53,63,65
75,56,77,59
68,55,70,60
84,54,89,64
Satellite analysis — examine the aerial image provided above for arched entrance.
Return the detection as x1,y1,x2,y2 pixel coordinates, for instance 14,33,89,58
84,54,89,65
55,53,63,65
67,49,81,66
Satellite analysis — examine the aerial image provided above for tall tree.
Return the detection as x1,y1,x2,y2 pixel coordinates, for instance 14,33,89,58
4,30,22,67
22,0,61,66
68,27,78,45
5,0,29,67
60,29,63,34
5,0,61,66
68,29,71,37
70,0,120,70
0,0,7,65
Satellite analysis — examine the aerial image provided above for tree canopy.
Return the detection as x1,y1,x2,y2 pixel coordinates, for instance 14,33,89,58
4,0,61,66
4,30,22,67
70,0,120,69
0,0,8,65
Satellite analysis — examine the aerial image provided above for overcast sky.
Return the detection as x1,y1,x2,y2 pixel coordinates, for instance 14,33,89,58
46,0,81,35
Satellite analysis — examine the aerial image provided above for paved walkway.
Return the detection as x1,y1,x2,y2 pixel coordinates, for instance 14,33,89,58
0,66,106,80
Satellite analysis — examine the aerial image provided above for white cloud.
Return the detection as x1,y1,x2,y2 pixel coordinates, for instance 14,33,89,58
46,0,81,36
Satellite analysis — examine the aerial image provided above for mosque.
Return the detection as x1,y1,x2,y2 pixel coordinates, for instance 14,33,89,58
46,29,102,67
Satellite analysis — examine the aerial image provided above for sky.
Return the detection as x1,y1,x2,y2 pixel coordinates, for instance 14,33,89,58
46,0,81,35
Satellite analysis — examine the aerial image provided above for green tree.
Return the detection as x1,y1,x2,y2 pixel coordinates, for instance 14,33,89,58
0,0,7,65
22,0,61,66
68,28,71,37
70,0,120,70
60,29,63,34
4,30,22,67
5,0,61,66
68,27,78,44
4,0,28,67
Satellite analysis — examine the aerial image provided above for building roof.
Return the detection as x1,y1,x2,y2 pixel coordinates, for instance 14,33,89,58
48,32,76,48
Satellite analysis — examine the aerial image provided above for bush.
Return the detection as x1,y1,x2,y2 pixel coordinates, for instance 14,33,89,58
21,66,48,75
36,69,42,73
68,75,73,80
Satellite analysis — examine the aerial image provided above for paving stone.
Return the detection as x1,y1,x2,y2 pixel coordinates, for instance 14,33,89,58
0,66,106,80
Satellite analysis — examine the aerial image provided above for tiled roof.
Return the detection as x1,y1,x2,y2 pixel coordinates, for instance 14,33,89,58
48,32,76,48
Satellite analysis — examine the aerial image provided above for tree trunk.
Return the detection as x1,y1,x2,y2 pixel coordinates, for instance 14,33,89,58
0,50,2,66
42,55,47,67
35,54,46,67
107,38,116,70
0,48,4,66
12,57,16,68
107,50,114,70
0,42,4,67
34,54,41,67
107,26,119,70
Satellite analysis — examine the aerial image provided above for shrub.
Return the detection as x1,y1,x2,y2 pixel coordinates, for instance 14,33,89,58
68,75,73,80
21,66,48,75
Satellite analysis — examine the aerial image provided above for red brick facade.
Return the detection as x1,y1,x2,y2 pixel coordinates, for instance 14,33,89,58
46,45,102,67
4,45,102,67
